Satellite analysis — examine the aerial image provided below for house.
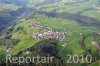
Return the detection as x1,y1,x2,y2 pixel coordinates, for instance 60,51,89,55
91,40,100,49
62,43,69,48
5,47,12,52
26,51,30,54
91,40,97,45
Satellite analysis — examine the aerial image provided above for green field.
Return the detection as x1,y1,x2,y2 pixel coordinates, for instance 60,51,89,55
0,3,19,11
0,0,100,66
35,0,100,14
81,10,100,20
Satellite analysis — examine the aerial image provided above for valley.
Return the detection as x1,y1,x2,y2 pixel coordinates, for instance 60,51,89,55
0,0,100,66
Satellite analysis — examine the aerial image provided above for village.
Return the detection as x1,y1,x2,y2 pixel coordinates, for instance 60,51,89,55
91,40,100,50
28,22,67,41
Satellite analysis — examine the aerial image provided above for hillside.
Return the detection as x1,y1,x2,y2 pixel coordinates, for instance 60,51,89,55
0,0,100,66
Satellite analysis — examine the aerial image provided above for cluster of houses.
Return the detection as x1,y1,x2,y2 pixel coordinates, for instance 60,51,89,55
4,46,12,52
93,32,100,36
91,40,100,50
94,6,100,13
28,22,67,41
32,29,66,41
28,22,45,30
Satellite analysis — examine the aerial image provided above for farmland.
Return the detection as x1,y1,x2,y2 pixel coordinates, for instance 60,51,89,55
0,0,100,66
